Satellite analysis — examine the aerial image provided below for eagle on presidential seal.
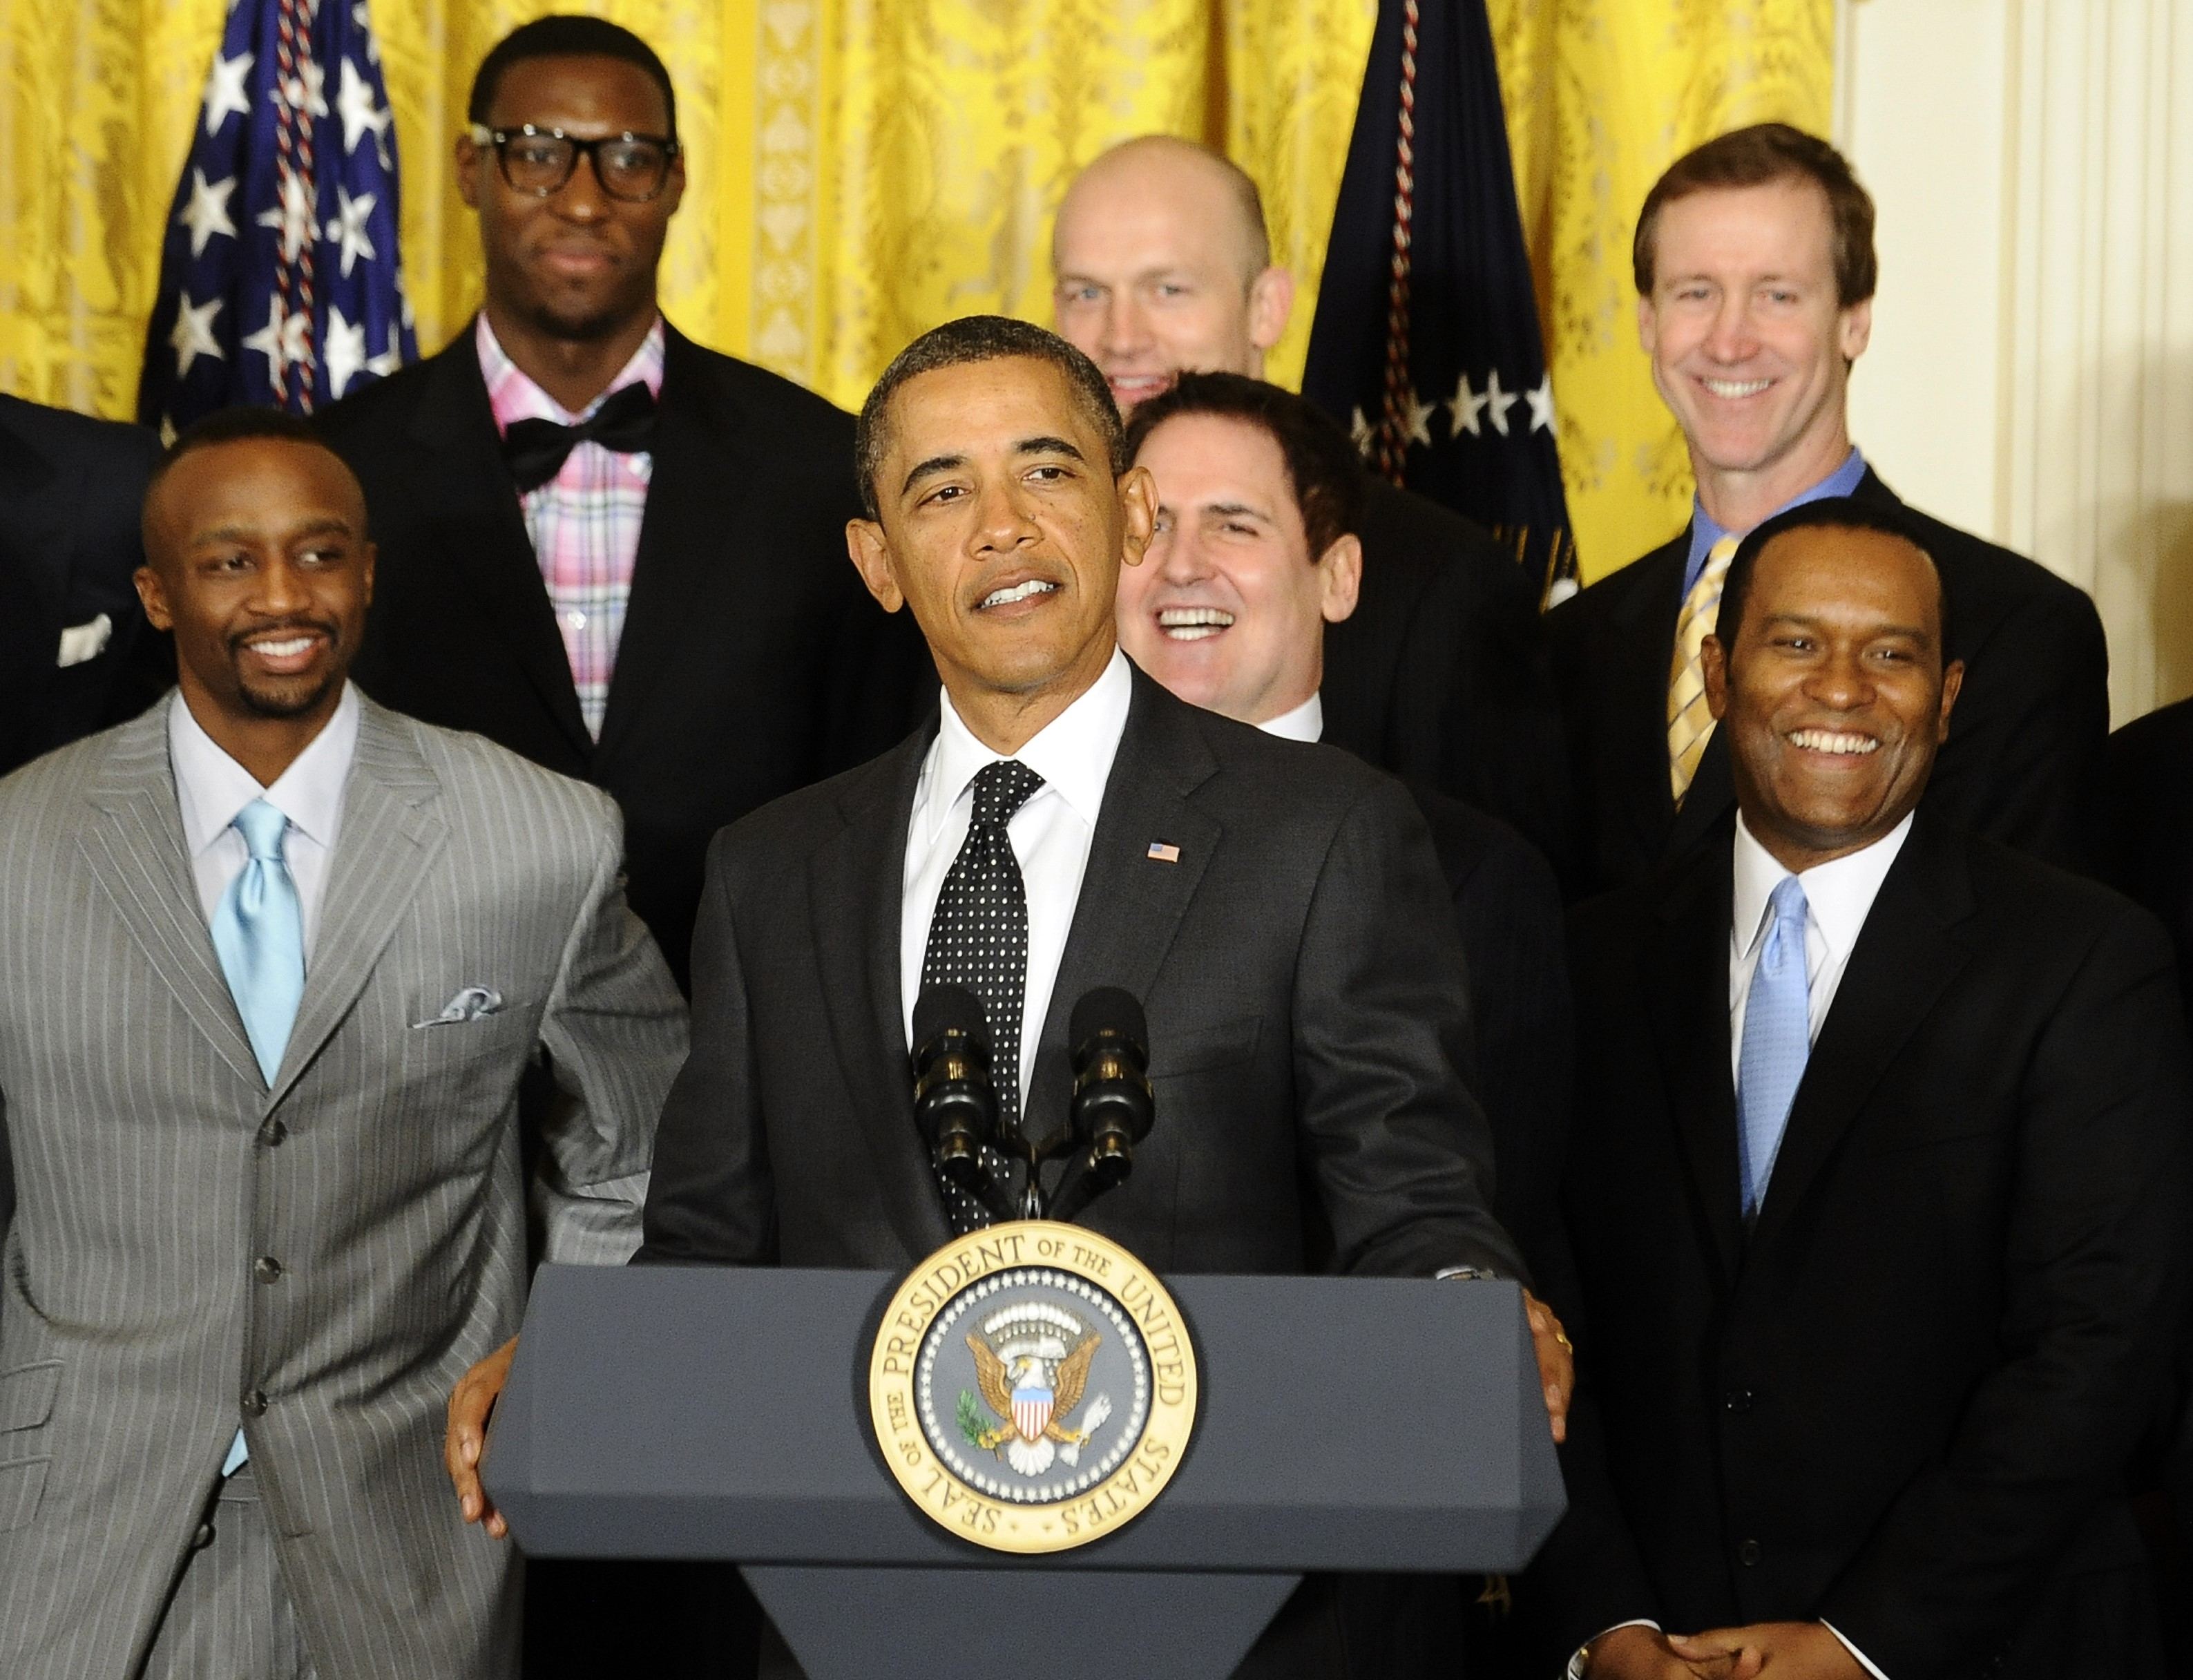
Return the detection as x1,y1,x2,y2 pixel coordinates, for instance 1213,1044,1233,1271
959,1301,1115,1477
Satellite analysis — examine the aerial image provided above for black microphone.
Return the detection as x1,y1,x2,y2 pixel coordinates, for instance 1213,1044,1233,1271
1064,986,1154,1202
911,984,997,1192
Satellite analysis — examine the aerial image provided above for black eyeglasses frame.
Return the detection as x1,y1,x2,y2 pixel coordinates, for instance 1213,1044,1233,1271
466,123,682,203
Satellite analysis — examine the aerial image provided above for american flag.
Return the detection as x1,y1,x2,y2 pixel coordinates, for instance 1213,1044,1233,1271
1303,0,1577,603
138,0,416,437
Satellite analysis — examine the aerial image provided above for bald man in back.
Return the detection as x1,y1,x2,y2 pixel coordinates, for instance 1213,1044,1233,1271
1051,136,1570,866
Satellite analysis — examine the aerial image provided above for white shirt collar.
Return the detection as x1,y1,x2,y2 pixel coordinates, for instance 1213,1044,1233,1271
924,648,1134,842
1732,810,1914,964
169,683,363,858
1255,691,1324,744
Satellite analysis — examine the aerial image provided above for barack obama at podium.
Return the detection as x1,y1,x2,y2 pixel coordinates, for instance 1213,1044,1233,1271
448,317,1573,1677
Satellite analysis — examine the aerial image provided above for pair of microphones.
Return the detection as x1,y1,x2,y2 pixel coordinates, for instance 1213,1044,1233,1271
910,983,1155,1225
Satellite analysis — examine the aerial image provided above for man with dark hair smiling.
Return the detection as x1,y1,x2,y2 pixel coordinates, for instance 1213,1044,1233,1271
1535,497,2191,1680
0,410,684,1680
1115,370,1571,1264
320,15,926,991
448,317,1573,1679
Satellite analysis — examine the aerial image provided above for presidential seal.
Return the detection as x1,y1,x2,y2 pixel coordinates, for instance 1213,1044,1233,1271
869,1221,1198,1554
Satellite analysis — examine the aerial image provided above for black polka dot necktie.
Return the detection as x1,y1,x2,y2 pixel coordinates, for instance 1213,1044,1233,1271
921,758,1044,1233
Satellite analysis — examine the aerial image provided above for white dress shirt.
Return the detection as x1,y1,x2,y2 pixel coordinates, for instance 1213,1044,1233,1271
1256,690,1323,744
170,682,362,955
1567,815,1912,1680
899,649,1133,1100
1729,810,1913,1083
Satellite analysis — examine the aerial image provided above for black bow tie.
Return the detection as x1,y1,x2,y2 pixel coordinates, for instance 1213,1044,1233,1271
501,380,658,493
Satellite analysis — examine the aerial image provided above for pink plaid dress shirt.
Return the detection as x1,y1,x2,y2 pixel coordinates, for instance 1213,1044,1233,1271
477,314,666,739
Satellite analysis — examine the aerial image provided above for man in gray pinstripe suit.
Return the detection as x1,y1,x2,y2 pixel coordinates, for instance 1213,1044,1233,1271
0,409,687,1680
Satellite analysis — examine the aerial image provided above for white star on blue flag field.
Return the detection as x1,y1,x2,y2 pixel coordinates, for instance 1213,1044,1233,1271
140,0,415,437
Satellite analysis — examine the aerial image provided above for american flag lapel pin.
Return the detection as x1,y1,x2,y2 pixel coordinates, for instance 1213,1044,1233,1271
1147,840,1182,864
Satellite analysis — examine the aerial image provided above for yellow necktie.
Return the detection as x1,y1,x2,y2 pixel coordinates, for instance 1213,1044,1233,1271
1667,534,1741,806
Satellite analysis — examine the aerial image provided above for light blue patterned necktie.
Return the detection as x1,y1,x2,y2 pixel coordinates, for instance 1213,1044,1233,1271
211,798,304,1085
1737,875,1812,1222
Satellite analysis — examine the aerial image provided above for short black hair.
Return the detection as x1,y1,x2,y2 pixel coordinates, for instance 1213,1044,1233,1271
468,16,678,139
854,316,1124,519
1716,496,1947,665
1124,372,1363,560
149,405,349,498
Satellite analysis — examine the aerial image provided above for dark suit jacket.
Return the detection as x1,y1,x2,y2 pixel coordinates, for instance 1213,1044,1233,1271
641,662,1519,1283
0,395,166,778
1532,816,2193,1679
318,323,930,985
1324,480,1571,871
2099,695,2193,1616
1406,783,1571,1254
1546,470,2109,897
2104,696,2193,1042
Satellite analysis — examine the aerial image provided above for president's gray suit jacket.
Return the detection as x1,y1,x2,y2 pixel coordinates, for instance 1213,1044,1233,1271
0,694,687,1680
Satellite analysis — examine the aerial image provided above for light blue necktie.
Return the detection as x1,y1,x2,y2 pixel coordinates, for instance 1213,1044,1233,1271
211,799,304,1085
1736,875,1811,1222
209,799,302,1480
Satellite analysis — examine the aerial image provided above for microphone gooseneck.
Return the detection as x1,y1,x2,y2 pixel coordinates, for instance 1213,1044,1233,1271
910,983,997,1193
1050,986,1155,1221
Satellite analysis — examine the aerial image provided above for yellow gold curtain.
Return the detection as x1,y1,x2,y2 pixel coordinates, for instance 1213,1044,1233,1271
1487,0,1835,579
3,0,1830,583
0,0,1375,414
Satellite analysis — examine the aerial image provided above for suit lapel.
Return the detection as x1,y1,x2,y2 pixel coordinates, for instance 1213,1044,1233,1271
1609,537,1689,867
808,723,953,1260
1023,671,1220,1139
265,700,447,1109
1669,730,1736,857
405,333,593,761
77,703,264,1091
595,329,746,767
1645,835,1747,1283
1749,819,1978,1252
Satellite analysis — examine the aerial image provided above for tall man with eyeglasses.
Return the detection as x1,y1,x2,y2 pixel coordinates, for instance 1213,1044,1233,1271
320,15,929,993
319,18,921,1678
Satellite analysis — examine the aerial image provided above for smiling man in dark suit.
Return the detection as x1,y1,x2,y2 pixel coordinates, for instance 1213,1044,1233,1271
1536,498,2191,1680
0,394,168,778
1113,371,1571,1263
319,16,925,989
1548,124,2106,898
447,316,1575,1678
1115,368,1573,1677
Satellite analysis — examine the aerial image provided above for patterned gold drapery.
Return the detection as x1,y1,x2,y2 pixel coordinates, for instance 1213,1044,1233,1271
2,0,1830,580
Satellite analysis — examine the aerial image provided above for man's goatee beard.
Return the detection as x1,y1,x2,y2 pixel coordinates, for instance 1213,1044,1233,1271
237,669,342,720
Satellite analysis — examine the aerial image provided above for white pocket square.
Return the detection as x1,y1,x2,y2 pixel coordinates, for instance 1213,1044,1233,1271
57,613,112,668
412,986,506,1028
